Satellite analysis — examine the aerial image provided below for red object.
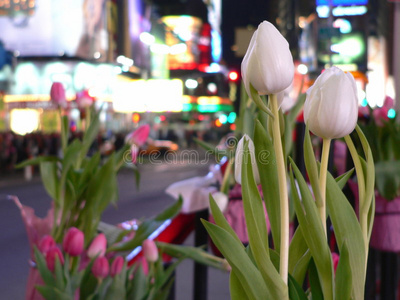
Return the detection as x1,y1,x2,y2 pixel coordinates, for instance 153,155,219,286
110,256,124,277
332,252,340,274
62,227,84,257
92,256,109,279
142,239,159,262
127,213,196,266
38,235,56,254
198,23,212,68
46,247,64,272
229,71,239,81
87,233,107,258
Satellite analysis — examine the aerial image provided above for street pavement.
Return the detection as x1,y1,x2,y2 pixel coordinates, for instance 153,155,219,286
0,155,230,300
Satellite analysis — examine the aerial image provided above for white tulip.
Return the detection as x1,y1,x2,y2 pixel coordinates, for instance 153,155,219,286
235,135,260,185
304,66,358,139
241,21,295,99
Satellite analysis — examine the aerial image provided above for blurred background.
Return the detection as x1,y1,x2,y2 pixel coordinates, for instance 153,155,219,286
0,0,400,299
0,0,398,152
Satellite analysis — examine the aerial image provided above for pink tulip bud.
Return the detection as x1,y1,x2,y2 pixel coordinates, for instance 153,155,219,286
50,82,66,106
373,106,389,127
62,227,84,257
110,256,124,277
384,96,394,109
125,124,150,147
87,233,107,259
142,239,158,262
332,252,340,274
76,90,94,108
38,235,56,254
46,246,64,272
92,256,109,279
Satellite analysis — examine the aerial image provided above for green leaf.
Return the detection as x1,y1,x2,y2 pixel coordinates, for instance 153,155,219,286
289,228,311,284
230,270,250,300
375,161,400,200
54,256,66,291
325,172,366,300
335,168,354,189
202,220,272,300
35,286,56,300
61,114,69,152
335,241,352,300
128,265,147,300
78,152,101,194
288,273,308,300
289,157,334,300
87,153,118,211
193,137,231,161
34,247,56,287
79,107,101,165
109,198,183,252
249,84,274,118
79,260,97,299
355,125,375,214
156,241,227,271
253,120,281,251
303,127,323,210
63,139,82,172
209,194,243,246
241,141,287,298
97,221,124,246
40,161,59,202
241,139,270,255
15,156,59,169
309,258,324,300
104,265,127,300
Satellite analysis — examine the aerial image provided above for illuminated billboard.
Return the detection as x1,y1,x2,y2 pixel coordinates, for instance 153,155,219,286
161,15,203,70
0,0,109,61
112,79,184,113
316,0,368,5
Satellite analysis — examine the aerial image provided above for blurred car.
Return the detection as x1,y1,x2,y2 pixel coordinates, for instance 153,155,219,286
139,138,179,156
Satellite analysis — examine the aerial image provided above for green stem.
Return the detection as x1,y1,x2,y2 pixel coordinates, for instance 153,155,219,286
344,135,368,267
319,138,331,236
85,106,91,132
220,158,233,194
270,94,289,284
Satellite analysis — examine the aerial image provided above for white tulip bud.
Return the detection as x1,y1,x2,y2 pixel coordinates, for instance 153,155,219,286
235,135,260,185
241,21,295,99
304,66,358,139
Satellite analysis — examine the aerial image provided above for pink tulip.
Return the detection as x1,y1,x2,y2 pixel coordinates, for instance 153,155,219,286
62,227,84,257
125,124,150,147
76,90,94,108
383,96,394,109
46,246,65,272
332,252,340,274
50,82,66,106
92,256,109,279
38,235,56,254
358,105,370,118
110,256,124,277
142,239,158,262
87,233,107,259
373,106,389,127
